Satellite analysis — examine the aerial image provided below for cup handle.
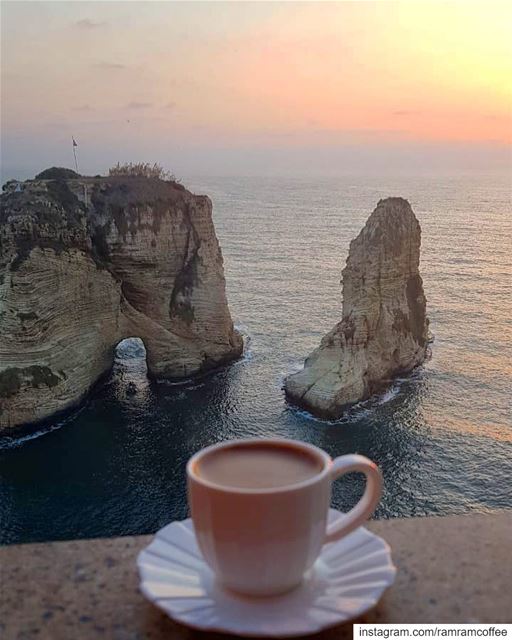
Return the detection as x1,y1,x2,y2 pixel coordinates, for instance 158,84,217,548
324,454,383,544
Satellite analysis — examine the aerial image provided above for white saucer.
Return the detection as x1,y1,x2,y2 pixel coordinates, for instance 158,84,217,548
137,509,396,637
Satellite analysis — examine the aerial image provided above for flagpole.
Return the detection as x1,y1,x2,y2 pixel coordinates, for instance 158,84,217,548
72,136,79,173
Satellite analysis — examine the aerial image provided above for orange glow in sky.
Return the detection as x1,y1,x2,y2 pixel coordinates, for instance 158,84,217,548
1,1,511,177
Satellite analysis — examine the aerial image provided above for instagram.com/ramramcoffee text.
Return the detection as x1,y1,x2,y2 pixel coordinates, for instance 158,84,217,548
354,625,511,639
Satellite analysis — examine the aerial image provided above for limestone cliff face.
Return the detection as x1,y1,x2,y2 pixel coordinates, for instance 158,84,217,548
284,198,429,419
0,174,242,431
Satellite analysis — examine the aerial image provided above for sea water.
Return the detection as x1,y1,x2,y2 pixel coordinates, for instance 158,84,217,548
1,173,510,543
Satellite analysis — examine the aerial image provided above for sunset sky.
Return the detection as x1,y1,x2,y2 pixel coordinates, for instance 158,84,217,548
1,1,511,179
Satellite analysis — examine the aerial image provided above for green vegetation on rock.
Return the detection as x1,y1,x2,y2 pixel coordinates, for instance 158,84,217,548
0,366,60,398
35,167,81,180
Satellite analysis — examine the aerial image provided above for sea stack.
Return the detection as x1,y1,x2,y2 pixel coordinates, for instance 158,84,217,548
284,197,429,419
0,169,243,431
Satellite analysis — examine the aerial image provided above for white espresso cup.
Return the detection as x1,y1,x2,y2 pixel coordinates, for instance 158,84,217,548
187,437,382,596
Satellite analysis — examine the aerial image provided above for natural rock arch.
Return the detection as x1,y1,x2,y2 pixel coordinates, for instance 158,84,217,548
0,173,242,431
114,337,148,372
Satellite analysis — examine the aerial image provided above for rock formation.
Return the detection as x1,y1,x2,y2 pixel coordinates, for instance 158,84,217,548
0,170,242,431
284,197,429,419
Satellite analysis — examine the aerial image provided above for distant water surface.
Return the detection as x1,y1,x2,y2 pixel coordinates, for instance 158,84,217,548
1,174,511,544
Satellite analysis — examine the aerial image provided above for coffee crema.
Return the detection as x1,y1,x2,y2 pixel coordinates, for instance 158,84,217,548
195,442,324,489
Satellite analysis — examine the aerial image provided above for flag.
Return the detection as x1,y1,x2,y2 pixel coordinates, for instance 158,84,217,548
72,137,78,147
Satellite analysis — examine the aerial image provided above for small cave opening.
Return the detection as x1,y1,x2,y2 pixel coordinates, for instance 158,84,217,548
113,337,149,397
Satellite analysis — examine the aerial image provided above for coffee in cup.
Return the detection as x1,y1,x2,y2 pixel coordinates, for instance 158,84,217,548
187,437,382,596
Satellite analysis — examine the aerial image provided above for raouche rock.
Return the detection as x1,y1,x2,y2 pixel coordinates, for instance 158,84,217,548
0,170,243,431
284,197,429,420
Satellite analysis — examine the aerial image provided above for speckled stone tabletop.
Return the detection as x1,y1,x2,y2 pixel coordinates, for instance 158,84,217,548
1,512,511,639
